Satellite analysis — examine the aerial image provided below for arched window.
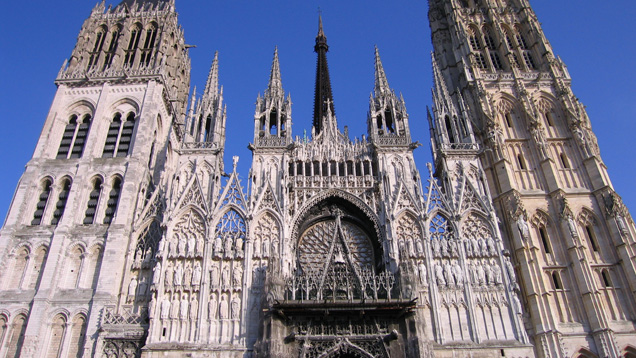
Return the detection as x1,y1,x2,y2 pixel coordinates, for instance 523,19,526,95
559,153,570,169
103,177,122,224
57,115,78,158
51,178,72,225
551,271,562,290
544,112,555,127
66,246,84,288
102,112,136,158
585,225,599,252
57,113,93,159
84,178,102,225
504,112,513,127
601,270,613,287
85,246,103,289
46,315,66,358
103,27,120,69
445,116,455,143
70,114,91,159
66,315,87,358
5,315,27,358
140,24,157,67
9,247,29,289
204,115,213,141
27,246,48,290
516,154,527,170
538,227,551,254
269,109,278,135
32,178,52,225
87,26,107,69
124,25,142,67
0,315,7,350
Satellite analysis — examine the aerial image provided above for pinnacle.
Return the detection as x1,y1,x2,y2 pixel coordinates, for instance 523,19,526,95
204,51,219,97
374,46,390,96
267,47,283,98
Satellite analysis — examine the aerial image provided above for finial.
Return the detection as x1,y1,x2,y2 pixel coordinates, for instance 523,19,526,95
204,51,219,97
232,156,239,172
374,46,390,95
267,47,283,97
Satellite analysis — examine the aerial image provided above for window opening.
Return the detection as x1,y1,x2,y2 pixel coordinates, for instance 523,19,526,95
545,112,555,127
585,225,599,252
51,179,71,225
504,112,513,127
87,29,106,69
57,115,78,158
204,115,213,142
140,27,157,66
490,52,503,70
522,51,536,70
551,272,562,289
84,178,102,224
32,179,52,225
601,270,612,287
103,178,122,224
559,153,570,169
475,53,488,69
103,29,120,69
517,154,526,170
445,116,455,143
117,112,135,157
70,114,91,159
539,227,551,254
102,113,121,157
124,27,141,67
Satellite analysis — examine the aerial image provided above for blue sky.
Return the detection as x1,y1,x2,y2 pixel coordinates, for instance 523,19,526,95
0,1,634,222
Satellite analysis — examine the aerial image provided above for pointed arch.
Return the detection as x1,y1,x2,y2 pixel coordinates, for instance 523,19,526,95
66,314,88,358
46,314,67,358
5,314,27,358
252,211,282,259
26,244,48,290
319,339,376,358
64,243,86,289
395,211,424,259
8,245,30,289
572,347,598,358
622,345,636,358
212,207,247,259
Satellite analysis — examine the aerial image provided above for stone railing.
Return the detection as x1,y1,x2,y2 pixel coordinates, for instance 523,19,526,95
440,142,479,151
255,136,288,147
374,136,410,147
102,305,145,325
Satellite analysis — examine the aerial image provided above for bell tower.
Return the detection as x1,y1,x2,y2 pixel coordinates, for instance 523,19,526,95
427,0,636,357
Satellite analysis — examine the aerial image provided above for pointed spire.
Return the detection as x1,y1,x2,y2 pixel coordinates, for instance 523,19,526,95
204,51,219,97
267,47,283,98
374,46,390,95
431,52,455,114
313,14,336,135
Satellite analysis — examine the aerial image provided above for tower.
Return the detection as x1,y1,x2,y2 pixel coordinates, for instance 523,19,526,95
427,0,636,357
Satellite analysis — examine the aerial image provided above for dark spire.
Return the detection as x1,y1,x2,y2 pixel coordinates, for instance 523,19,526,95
313,15,336,134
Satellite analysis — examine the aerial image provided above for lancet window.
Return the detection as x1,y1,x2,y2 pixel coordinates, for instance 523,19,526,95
5,315,27,358
46,314,66,358
87,26,107,70
51,178,72,225
124,24,142,67
66,315,87,358
31,178,52,225
140,23,158,67
9,247,29,289
65,246,84,288
84,177,102,224
103,26,120,69
103,112,136,157
103,177,122,224
27,246,48,290
57,114,92,159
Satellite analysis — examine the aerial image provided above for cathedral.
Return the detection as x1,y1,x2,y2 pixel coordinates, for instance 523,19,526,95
0,0,635,357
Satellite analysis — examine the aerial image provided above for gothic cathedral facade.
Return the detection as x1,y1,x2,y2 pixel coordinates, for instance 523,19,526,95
0,0,634,358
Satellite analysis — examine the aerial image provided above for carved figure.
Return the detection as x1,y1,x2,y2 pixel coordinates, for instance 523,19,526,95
253,238,261,258
128,277,138,298
449,239,458,257
476,263,485,286
432,239,441,257
187,235,195,257
418,262,428,286
235,237,244,258
465,239,473,257
516,215,530,241
232,266,243,287
221,266,230,288
440,238,449,257
484,264,493,285
224,237,233,258
208,295,218,320
165,264,173,287
196,236,204,256
179,296,189,319
170,295,179,319
415,239,424,255
443,262,455,286
486,237,496,256
435,264,445,286
262,239,270,258
153,261,162,284
505,259,516,282
178,235,187,256
161,297,171,319
214,236,223,258
190,297,198,320
184,265,192,286
566,216,578,238
492,263,503,285
174,263,183,286
219,295,229,319
193,262,202,285
231,297,240,319
452,262,463,286
210,265,220,287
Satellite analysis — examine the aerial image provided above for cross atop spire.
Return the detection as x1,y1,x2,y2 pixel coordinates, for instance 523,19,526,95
313,14,336,135
204,51,219,97
374,46,390,95
267,47,283,98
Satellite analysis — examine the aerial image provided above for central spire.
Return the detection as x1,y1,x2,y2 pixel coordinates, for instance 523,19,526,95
312,15,336,135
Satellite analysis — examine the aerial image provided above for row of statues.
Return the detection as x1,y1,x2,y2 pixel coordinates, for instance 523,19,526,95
213,234,244,259
401,235,499,259
157,294,241,321
418,258,515,289
209,264,243,288
160,260,202,289
159,233,205,259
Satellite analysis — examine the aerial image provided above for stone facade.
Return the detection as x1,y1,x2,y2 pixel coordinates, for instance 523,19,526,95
0,0,634,358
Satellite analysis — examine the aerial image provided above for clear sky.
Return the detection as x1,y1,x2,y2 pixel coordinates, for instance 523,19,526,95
0,1,634,222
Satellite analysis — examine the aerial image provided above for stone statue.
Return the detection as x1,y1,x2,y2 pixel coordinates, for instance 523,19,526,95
616,214,628,235
471,237,479,256
189,297,198,320
443,262,454,286
128,277,138,298
435,264,445,286
165,264,173,287
262,239,270,258
224,237,233,258
516,215,530,241
168,238,177,258
465,239,473,257
484,264,493,285
221,266,230,288
157,238,165,254
232,266,243,287
138,279,148,296
193,262,202,285
235,237,244,258
187,235,195,257
449,239,458,258
492,263,503,285
505,259,516,282
418,262,428,286
210,265,220,287
253,238,261,258
478,238,487,257
170,296,179,319
476,264,485,286
452,262,463,286
432,238,441,257
566,216,578,238
440,238,449,258
486,237,496,257
208,294,218,320
196,236,204,256
184,265,192,287
153,261,162,284
174,263,183,286
219,295,229,319
415,239,424,255
214,236,223,258
161,296,171,319
231,297,240,319
179,296,189,320
178,235,187,257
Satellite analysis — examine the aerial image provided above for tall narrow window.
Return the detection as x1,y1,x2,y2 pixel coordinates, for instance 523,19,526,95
57,115,78,158
517,154,527,170
559,153,570,168
539,227,551,254
545,112,555,127
102,113,121,157
103,178,122,224
5,315,27,358
140,26,157,66
66,247,84,288
84,178,102,225
445,116,455,143
46,315,66,358
551,272,562,289
124,26,141,67
522,51,536,70
117,112,136,157
490,52,503,70
103,28,120,69
204,115,213,141
475,52,488,69
70,114,92,159
10,247,29,289
51,179,71,225
601,270,613,287
585,225,599,252
32,179,52,225
0,315,7,350
67,315,87,358
27,247,48,290
515,32,529,50
504,112,513,127
87,27,107,69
